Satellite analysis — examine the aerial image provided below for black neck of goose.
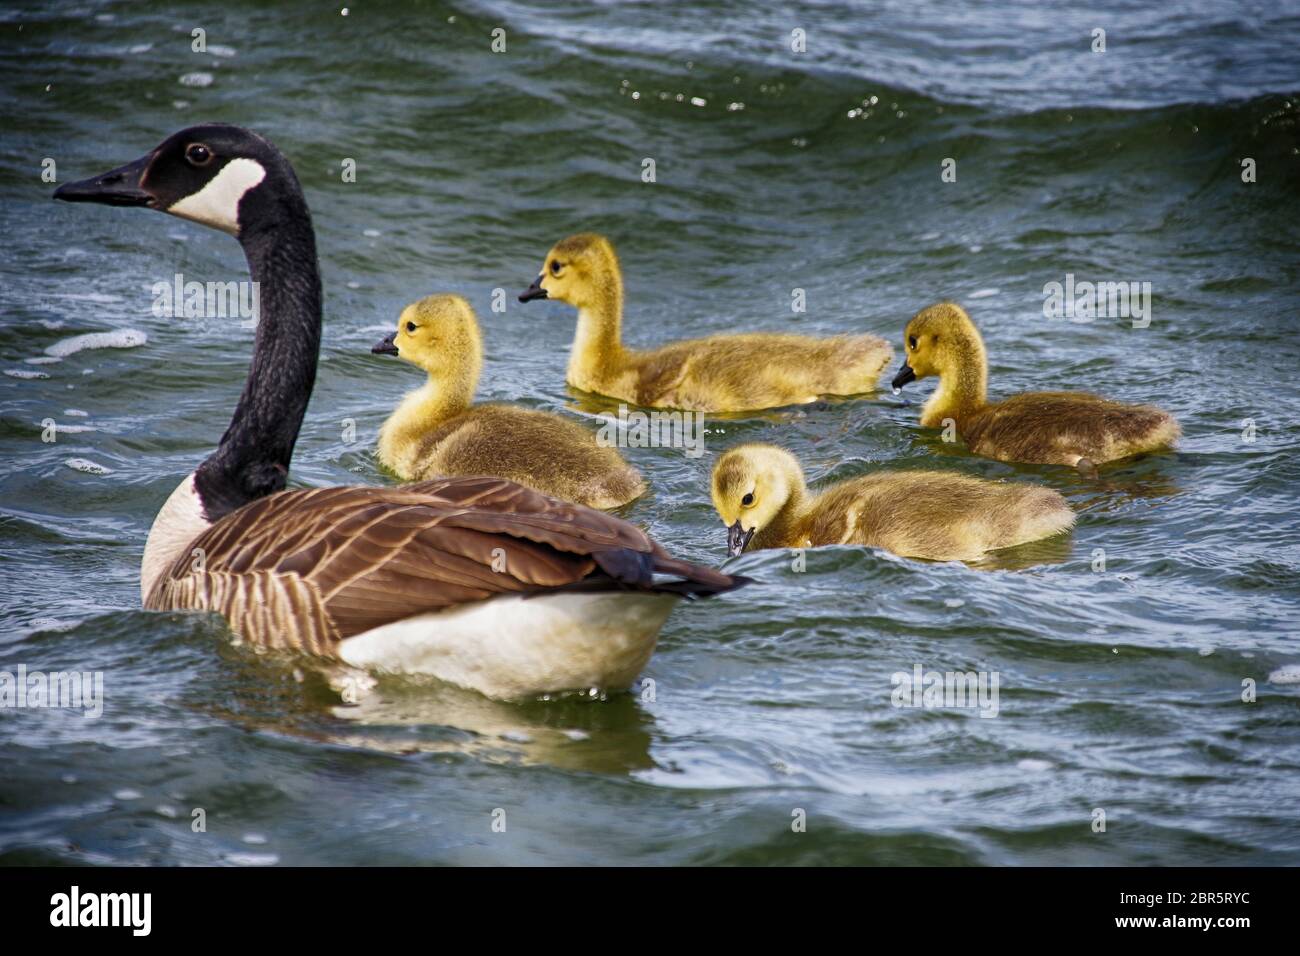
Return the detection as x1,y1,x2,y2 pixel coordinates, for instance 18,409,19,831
193,180,321,522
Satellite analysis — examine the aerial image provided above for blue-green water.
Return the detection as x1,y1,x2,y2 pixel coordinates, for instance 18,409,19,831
2,0,1300,865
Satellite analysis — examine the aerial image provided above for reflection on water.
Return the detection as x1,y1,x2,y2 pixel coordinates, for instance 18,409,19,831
192,642,659,773
326,677,658,773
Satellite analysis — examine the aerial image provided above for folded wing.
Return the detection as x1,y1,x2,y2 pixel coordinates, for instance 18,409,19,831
148,476,739,654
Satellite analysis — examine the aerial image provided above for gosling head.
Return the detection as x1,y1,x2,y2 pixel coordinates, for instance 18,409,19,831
519,233,620,309
891,301,982,390
53,124,300,240
711,444,805,556
371,294,482,380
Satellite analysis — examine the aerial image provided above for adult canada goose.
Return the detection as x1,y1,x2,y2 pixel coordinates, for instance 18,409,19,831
711,443,1075,562
892,302,1181,471
54,124,744,700
518,233,893,412
371,293,645,508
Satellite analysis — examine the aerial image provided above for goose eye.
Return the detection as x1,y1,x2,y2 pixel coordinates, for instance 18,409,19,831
185,143,213,167
908,335,917,350
406,322,417,333
549,260,562,276
741,492,754,506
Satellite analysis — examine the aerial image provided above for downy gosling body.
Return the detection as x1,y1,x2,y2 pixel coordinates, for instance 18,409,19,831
712,444,1075,563
892,302,1180,469
518,233,893,412
373,294,645,510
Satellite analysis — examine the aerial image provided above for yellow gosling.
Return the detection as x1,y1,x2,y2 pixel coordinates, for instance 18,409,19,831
372,294,645,509
711,443,1074,563
892,302,1180,469
518,233,892,412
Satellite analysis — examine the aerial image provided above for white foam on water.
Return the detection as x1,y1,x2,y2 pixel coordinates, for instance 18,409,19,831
241,832,268,845
38,319,65,330
179,72,213,87
1268,664,1300,685
25,356,61,365
45,328,147,358
969,288,999,299
55,292,122,303
49,424,96,434
114,788,142,800
208,44,237,57
1017,759,1052,772
64,458,113,475
226,852,279,866
65,408,89,417
5,368,49,379
128,43,153,54
891,386,900,395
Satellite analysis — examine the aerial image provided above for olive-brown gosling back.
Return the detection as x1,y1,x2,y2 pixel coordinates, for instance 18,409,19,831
518,233,893,412
892,302,1180,469
711,443,1075,563
373,294,645,509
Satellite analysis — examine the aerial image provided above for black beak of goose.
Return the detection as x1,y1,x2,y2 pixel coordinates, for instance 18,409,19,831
891,362,916,390
53,153,155,208
518,275,548,302
727,520,754,557
371,332,399,356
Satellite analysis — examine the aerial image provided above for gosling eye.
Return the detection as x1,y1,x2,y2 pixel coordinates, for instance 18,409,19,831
741,492,754,507
406,322,417,333
908,335,917,350
185,143,213,167
549,260,562,276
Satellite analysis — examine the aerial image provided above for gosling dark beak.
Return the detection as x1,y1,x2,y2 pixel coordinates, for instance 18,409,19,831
518,275,548,303
371,332,399,356
727,520,755,557
53,153,155,207
891,362,916,390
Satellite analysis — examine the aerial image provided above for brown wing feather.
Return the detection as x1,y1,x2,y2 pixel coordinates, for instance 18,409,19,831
149,476,741,653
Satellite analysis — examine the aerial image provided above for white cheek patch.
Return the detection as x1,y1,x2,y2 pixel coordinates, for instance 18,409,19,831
166,157,267,235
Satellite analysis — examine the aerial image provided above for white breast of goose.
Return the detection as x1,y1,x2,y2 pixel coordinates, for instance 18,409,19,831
140,473,212,603
338,591,678,700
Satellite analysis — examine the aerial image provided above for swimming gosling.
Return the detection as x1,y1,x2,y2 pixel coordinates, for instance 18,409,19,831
711,443,1075,563
373,294,645,509
519,233,892,412
892,302,1180,470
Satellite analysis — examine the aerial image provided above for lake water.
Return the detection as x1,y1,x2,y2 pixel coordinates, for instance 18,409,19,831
2,0,1299,865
